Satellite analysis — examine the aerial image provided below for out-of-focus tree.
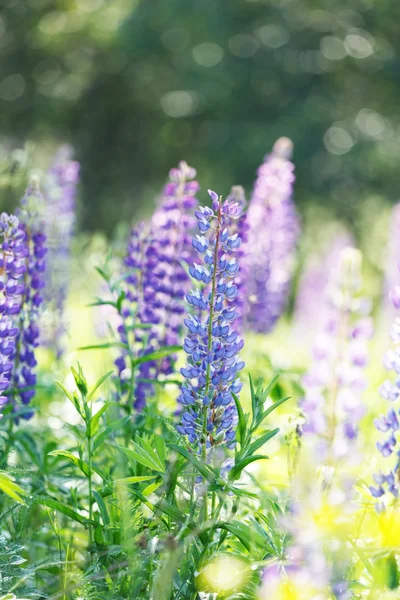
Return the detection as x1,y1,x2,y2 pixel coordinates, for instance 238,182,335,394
0,0,399,232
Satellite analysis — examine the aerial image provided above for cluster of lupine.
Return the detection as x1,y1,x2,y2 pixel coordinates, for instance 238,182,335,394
0,177,48,418
301,247,373,459
176,190,245,451
114,141,302,414
43,147,80,357
115,162,199,409
370,261,400,504
244,137,299,334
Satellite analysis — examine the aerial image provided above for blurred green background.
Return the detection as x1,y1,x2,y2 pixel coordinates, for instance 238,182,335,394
0,0,399,233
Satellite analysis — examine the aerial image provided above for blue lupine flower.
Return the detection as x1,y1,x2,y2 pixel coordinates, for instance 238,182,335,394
177,189,245,451
243,137,299,333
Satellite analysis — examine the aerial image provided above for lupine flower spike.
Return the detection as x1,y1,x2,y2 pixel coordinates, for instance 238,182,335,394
370,256,400,505
301,248,373,460
0,178,48,418
177,190,245,454
293,231,354,340
43,146,79,357
0,213,27,415
244,137,299,333
116,162,199,409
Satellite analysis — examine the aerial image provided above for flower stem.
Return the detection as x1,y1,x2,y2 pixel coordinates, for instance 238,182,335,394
202,197,222,522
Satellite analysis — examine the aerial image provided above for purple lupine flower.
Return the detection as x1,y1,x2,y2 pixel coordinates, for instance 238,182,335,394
10,177,48,417
42,146,80,357
0,213,27,415
177,190,245,451
115,221,156,410
116,162,199,410
293,231,354,340
371,250,400,505
301,247,372,460
243,137,299,333
150,161,199,372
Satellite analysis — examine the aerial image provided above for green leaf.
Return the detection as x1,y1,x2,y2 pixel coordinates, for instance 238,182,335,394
387,552,400,590
93,416,130,452
116,476,157,484
36,496,95,526
261,375,280,403
79,342,127,351
95,266,110,283
87,370,114,401
232,392,247,445
90,404,109,436
247,428,279,456
87,299,117,308
55,381,84,417
168,444,216,483
48,449,90,476
92,490,110,526
0,472,26,504
228,455,269,481
116,446,164,473
154,434,167,463
134,436,165,472
259,396,291,423
217,521,265,553
131,345,182,367
142,480,163,496
249,374,257,422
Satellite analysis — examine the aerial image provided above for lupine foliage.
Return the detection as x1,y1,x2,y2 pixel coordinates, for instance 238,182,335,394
1,144,400,600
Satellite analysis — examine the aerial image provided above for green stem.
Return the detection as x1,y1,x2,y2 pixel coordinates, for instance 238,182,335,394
87,400,94,546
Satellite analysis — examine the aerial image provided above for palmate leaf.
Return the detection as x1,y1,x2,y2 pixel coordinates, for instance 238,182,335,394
117,443,165,473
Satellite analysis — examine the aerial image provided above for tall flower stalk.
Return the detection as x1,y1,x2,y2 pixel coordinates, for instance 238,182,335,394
115,162,199,409
0,178,48,418
12,178,47,416
293,231,354,340
370,260,400,505
244,137,299,333
0,213,27,415
177,190,245,456
43,147,79,357
301,248,372,461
